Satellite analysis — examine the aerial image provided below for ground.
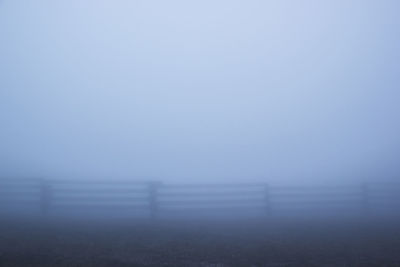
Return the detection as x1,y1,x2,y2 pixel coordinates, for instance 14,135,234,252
0,217,399,266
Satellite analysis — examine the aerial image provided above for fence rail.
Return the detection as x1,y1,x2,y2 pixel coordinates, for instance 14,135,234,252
0,179,399,218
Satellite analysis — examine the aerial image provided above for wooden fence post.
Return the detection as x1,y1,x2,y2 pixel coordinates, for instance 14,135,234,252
148,181,160,219
40,179,52,216
361,182,370,216
264,183,272,217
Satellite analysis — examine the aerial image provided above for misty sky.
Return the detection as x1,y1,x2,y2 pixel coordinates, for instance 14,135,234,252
1,0,399,183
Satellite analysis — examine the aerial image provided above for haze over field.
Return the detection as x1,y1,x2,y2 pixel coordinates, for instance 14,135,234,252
1,0,399,183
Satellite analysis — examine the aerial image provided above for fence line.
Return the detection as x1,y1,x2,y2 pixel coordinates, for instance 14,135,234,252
0,179,399,218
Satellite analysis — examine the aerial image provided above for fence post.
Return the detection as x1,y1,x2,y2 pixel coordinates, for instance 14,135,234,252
40,179,52,216
148,181,160,219
361,182,370,217
264,183,272,217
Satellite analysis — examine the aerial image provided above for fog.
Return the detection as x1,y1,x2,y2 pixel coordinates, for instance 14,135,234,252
1,0,400,184
2,2,400,266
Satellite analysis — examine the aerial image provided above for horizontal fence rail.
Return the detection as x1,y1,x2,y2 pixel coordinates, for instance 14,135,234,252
0,179,399,218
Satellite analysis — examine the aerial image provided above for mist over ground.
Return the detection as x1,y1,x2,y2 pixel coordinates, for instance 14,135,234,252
1,0,399,184
2,2,400,267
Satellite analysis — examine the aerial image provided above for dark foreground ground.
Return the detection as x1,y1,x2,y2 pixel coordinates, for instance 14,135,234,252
0,217,399,267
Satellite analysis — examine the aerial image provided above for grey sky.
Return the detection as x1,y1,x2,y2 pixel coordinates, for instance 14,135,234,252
1,0,399,183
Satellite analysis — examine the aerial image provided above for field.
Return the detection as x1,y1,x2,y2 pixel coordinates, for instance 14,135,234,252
0,217,399,267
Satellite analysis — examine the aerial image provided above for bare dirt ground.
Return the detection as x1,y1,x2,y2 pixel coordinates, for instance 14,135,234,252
0,217,399,266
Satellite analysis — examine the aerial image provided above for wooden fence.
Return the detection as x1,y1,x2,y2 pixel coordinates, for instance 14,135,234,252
0,178,399,218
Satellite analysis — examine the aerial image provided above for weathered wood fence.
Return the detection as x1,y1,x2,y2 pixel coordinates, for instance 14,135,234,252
0,178,399,218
